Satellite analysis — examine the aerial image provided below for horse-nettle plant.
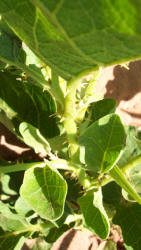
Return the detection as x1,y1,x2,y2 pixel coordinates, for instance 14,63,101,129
0,1,141,249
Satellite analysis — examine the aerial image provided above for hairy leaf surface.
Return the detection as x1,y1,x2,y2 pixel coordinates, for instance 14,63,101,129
1,1,141,79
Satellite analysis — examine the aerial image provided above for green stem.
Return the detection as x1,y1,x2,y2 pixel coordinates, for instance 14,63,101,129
120,154,141,173
101,154,141,186
110,165,141,204
63,75,83,161
50,70,65,112
0,162,44,174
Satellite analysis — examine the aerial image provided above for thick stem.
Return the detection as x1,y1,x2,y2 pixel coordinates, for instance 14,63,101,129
63,76,82,161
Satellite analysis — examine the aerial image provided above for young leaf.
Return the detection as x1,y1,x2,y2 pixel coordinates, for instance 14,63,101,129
19,122,51,156
1,1,141,79
113,204,141,250
88,98,116,124
20,164,67,221
0,71,59,138
79,114,125,173
78,188,110,239
80,98,116,133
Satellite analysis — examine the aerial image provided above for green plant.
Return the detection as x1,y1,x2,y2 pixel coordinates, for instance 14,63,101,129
0,1,141,249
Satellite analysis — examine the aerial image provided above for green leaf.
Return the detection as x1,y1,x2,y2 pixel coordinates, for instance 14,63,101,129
0,71,59,138
80,98,116,133
122,164,141,201
0,229,26,250
19,122,51,156
79,114,125,173
45,224,70,243
118,126,141,167
0,18,47,87
88,98,116,124
102,182,122,207
20,164,67,221
109,165,141,205
78,188,110,239
113,204,141,250
1,1,141,79
0,201,28,232
15,197,32,217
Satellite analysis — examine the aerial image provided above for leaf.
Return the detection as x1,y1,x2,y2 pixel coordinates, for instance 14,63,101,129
19,122,51,156
113,204,141,250
0,201,28,232
102,182,122,207
78,188,110,239
79,114,125,173
80,98,116,133
20,164,67,221
15,197,32,217
0,18,47,87
0,71,59,138
88,98,116,124
45,224,70,243
122,164,141,201
109,165,141,205
118,126,141,167
1,1,141,79
0,229,26,250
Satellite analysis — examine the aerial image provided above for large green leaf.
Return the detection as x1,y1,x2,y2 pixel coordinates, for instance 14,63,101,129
0,18,46,86
113,204,141,250
20,164,67,221
79,114,125,173
1,0,141,79
0,71,59,138
78,188,110,239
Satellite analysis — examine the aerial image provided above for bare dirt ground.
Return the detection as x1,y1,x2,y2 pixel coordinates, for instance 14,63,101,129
0,60,141,249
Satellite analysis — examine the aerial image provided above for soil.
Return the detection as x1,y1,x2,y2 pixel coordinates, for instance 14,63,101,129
1,60,141,249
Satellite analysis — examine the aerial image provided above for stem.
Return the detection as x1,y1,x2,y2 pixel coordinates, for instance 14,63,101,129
101,154,141,186
0,162,44,174
50,70,65,112
63,75,83,161
120,154,141,173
